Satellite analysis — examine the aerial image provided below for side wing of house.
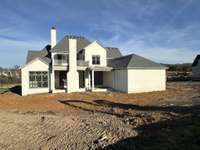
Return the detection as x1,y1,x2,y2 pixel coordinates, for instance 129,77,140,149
103,69,166,93
127,69,166,93
21,58,50,96
106,54,167,93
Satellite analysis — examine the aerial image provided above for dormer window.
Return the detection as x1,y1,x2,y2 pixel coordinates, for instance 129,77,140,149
92,55,100,65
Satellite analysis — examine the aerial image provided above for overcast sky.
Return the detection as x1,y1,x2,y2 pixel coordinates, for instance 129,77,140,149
0,0,199,67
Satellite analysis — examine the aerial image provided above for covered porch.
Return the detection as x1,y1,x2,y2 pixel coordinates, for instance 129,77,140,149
52,66,112,93
82,66,112,92
54,71,67,93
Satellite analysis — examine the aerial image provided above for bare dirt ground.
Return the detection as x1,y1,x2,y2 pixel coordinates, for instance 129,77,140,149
0,82,199,150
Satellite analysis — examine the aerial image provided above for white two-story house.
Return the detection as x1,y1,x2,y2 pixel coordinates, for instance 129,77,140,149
21,27,167,96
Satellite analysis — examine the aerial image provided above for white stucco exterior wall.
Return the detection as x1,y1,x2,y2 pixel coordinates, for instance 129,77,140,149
127,69,166,93
21,59,50,96
84,41,107,66
112,70,128,92
103,71,114,88
67,39,79,93
103,69,128,93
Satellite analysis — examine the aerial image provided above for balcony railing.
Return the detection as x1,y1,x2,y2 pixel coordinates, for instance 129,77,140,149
77,60,89,66
54,59,89,66
54,59,68,65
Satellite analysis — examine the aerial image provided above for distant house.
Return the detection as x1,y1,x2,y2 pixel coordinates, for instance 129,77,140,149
21,27,167,96
192,55,200,80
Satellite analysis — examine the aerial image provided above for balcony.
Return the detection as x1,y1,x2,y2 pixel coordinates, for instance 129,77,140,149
54,60,89,66
77,60,89,66
54,54,68,66
54,59,68,65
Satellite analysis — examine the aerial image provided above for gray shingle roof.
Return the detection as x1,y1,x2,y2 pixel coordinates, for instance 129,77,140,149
192,54,200,66
108,54,166,69
51,35,91,53
105,47,122,59
26,45,51,64
41,57,51,64
25,34,166,69
51,36,123,59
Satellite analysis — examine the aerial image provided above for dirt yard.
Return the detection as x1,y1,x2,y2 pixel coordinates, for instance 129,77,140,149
0,82,199,150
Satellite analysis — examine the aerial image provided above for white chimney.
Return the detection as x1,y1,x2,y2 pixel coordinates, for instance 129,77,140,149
67,38,79,93
68,39,77,71
51,27,56,48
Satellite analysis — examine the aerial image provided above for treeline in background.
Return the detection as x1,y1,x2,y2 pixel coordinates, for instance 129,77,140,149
165,63,192,72
0,65,21,88
164,63,192,81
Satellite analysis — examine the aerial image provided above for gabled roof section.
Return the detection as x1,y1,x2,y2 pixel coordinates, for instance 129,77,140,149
83,41,106,50
108,54,166,69
51,35,91,53
26,45,51,64
22,57,49,69
105,47,122,59
192,54,200,66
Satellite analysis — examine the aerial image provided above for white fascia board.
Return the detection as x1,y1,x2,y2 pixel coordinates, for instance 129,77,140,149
21,57,48,69
83,41,107,51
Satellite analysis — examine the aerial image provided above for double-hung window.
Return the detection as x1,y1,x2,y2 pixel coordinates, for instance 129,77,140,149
29,71,48,88
92,55,100,65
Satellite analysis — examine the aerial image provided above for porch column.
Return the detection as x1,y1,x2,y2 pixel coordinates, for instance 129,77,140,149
85,71,90,90
50,71,55,92
92,70,94,91
51,53,55,93
88,71,91,90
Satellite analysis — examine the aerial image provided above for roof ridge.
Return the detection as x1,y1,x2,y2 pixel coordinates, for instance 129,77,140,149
112,54,134,60
132,53,163,64
128,53,165,68
51,34,91,52
105,47,119,49
126,54,135,67
64,35,86,39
